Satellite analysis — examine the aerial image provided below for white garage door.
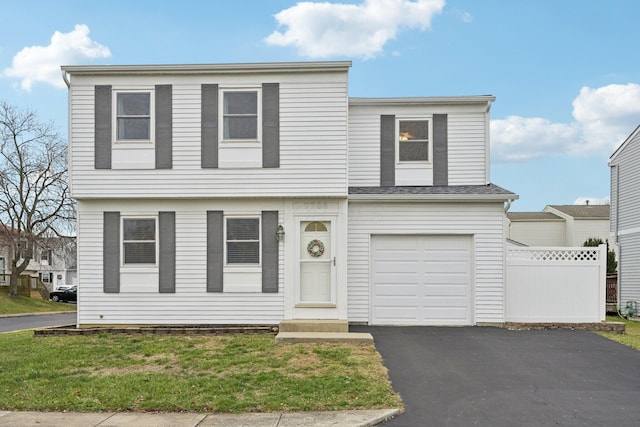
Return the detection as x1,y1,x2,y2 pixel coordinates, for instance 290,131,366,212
371,235,473,326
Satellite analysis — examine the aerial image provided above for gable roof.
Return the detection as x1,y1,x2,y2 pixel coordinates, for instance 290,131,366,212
506,212,562,221
546,205,609,219
610,124,640,164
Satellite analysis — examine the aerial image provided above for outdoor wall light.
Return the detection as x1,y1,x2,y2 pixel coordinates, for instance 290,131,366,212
276,225,285,242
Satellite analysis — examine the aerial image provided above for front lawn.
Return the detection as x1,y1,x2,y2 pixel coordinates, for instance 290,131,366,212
0,293,76,315
0,331,401,413
597,315,640,350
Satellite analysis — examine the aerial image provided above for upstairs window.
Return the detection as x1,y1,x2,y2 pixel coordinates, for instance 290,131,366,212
116,92,151,141
122,218,156,264
222,90,259,141
398,120,429,162
226,217,260,264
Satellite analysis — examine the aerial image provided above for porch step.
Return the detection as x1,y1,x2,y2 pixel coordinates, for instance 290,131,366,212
275,332,374,344
278,319,349,333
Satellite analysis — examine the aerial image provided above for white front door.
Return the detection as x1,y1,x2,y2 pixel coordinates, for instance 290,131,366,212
299,221,333,304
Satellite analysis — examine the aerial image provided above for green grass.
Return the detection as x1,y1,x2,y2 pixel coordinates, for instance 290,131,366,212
0,331,401,413
0,293,76,315
597,315,640,351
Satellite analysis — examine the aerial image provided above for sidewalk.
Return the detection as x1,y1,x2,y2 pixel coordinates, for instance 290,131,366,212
0,409,399,426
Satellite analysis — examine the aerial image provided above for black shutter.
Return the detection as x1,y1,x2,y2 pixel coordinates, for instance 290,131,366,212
262,83,280,168
433,114,448,186
261,211,279,293
95,85,112,169
207,210,224,292
380,115,395,186
201,84,219,168
103,212,120,293
155,85,173,169
159,211,176,293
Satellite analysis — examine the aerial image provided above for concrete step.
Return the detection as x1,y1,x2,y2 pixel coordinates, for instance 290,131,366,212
275,332,374,344
278,319,349,333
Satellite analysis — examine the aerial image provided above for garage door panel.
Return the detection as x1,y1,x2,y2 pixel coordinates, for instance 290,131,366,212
371,235,473,326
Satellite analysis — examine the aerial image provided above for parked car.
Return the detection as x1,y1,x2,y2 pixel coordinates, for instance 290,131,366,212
50,286,77,303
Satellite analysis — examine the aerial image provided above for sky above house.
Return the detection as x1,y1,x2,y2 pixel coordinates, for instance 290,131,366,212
1,0,639,212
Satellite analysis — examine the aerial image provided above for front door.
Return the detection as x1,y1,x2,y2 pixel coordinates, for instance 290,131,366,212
299,221,333,304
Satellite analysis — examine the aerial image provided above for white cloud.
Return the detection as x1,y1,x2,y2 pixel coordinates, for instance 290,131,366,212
265,0,445,59
461,11,473,23
491,83,640,162
4,24,111,91
573,197,610,206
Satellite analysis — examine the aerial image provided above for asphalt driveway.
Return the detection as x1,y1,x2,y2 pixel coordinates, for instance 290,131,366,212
353,326,640,427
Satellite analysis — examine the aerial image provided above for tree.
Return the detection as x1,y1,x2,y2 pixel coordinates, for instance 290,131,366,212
583,237,617,274
0,101,75,297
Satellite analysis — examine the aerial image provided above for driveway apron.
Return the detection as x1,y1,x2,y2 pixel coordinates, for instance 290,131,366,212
354,326,640,427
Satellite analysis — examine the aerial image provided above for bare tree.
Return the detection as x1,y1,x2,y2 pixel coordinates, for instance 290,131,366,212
0,101,75,297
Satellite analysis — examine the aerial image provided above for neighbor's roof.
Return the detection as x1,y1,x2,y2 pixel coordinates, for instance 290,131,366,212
547,205,610,219
506,212,563,221
348,184,517,202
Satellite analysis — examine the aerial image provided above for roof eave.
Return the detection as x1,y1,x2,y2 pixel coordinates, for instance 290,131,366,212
348,193,518,203
349,96,496,108
61,61,353,76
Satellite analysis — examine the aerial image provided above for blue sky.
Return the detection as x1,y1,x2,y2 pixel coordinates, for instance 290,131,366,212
2,0,639,211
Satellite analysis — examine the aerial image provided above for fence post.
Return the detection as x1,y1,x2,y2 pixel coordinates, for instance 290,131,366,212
599,244,606,321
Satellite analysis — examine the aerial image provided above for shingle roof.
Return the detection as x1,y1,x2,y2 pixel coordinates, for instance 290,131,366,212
349,183,516,196
547,205,610,219
507,212,563,221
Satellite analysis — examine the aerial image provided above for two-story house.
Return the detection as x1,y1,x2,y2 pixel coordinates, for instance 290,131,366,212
62,61,516,327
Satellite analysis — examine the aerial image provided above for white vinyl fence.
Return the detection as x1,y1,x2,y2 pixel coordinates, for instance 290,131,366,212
506,244,606,323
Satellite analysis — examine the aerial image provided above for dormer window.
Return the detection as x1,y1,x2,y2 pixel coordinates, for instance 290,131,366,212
398,120,429,162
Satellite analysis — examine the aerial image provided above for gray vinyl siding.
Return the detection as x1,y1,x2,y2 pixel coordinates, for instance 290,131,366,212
68,73,348,199
619,234,640,304
348,105,488,187
611,128,640,304
77,199,285,325
347,202,506,324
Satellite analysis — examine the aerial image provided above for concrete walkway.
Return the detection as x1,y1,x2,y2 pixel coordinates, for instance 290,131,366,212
0,409,399,426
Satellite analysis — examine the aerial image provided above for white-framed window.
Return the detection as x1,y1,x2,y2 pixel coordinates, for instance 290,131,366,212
225,217,260,265
40,249,52,265
220,88,261,142
122,217,157,265
40,272,52,283
397,119,431,162
114,91,153,142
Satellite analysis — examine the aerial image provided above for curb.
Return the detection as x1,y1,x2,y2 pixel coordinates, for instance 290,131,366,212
0,311,76,319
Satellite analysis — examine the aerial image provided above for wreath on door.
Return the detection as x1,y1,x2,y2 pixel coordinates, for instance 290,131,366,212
307,239,325,257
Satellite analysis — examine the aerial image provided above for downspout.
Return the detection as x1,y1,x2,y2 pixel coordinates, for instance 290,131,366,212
62,70,70,88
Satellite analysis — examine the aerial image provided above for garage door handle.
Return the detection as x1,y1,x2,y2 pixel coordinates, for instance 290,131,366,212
333,257,336,266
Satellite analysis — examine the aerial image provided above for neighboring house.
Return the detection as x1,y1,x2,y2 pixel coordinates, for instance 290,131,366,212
37,238,78,290
0,231,77,291
507,204,611,248
62,61,517,327
610,124,640,309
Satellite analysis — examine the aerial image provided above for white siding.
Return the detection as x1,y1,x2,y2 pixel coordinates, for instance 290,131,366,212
69,72,348,199
348,104,489,187
508,220,566,246
77,199,286,326
347,202,506,324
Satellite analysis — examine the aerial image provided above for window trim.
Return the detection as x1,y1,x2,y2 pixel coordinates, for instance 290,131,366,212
112,89,155,144
121,216,158,267
219,87,262,144
396,117,432,164
224,215,261,267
